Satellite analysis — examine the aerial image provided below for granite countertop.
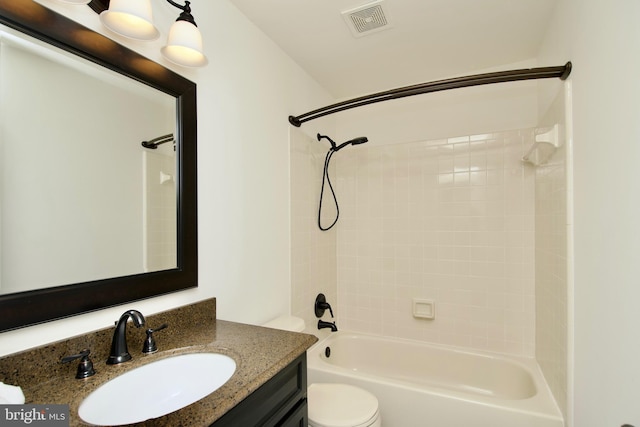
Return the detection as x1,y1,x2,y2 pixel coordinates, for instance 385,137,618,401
0,299,318,426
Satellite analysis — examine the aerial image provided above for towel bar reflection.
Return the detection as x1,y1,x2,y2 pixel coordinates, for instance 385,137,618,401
141,134,174,150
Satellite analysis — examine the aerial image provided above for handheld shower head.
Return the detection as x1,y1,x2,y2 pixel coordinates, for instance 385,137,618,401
317,133,369,152
348,136,368,146
333,136,369,152
316,132,369,232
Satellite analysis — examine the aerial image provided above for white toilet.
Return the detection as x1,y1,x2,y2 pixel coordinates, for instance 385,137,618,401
307,383,381,427
263,316,382,427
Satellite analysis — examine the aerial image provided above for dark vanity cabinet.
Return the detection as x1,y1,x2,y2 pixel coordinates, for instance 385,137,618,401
212,353,308,427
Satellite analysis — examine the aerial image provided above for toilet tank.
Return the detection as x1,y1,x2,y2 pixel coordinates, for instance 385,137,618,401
263,316,306,332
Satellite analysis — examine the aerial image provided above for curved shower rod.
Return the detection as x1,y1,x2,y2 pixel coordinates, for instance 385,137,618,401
288,61,572,127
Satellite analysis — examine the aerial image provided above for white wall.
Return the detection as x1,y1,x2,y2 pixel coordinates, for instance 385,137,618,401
335,59,539,146
0,0,333,357
539,0,640,426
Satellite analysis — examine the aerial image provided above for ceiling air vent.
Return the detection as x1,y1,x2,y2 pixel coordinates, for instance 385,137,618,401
342,0,393,38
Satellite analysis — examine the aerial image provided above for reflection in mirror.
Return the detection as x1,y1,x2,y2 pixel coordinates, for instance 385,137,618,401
0,0,198,332
0,27,178,294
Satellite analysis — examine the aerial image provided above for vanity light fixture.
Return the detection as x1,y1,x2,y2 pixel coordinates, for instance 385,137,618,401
99,0,208,67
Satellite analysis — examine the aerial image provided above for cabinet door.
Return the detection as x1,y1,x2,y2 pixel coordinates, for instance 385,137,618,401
211,353,307,427
276,399,307,427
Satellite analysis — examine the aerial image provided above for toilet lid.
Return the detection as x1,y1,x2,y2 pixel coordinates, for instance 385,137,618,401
262,315,305,332
308,383,379,427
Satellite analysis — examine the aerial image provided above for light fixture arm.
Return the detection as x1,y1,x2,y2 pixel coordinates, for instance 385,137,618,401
165,0,198,26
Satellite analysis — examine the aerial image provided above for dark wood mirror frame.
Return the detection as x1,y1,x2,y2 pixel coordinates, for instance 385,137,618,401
0,1,198,332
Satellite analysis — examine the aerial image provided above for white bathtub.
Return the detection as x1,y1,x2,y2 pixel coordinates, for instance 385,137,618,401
307,332,563,427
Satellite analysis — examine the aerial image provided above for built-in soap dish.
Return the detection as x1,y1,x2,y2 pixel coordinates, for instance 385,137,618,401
412,298,435,320
522,124,561,166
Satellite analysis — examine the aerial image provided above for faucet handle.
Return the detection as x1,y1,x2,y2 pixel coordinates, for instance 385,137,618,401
142,323,168,354
61,349,96,379
315,293,334,318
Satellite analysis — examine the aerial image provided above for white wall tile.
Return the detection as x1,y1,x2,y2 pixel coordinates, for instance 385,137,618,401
291,127,546,358
290,129,339,331
535,89,569,420
334,129,536,357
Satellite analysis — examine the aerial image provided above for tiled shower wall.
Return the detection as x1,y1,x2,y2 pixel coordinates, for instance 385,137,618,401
334,131,537,357
535,89,569,419
144,150,177,272
291,116,570,407
290,129,338,330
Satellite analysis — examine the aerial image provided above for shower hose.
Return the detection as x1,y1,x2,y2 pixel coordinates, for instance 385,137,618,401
318,149,339,231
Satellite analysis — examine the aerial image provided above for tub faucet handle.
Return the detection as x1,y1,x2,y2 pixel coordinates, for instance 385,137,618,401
315,293,334,318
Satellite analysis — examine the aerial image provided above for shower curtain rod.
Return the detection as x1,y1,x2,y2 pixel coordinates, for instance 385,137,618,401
288,61,572,127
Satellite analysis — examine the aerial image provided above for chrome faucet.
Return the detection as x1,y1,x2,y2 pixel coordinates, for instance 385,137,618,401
318,319,338,332
107,310,146,365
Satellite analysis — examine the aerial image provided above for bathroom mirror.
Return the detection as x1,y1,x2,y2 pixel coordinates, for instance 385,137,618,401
0,1,198,331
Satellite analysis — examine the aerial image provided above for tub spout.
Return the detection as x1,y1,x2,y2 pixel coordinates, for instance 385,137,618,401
318,319,338,332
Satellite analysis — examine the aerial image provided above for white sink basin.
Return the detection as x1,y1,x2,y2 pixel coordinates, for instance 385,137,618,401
78,353,236,426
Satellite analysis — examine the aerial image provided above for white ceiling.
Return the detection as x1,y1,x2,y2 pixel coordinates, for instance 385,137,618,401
229,0,559,100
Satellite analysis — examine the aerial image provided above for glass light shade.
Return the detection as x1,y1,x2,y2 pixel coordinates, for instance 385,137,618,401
161,20,208,68
100,0,160,40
